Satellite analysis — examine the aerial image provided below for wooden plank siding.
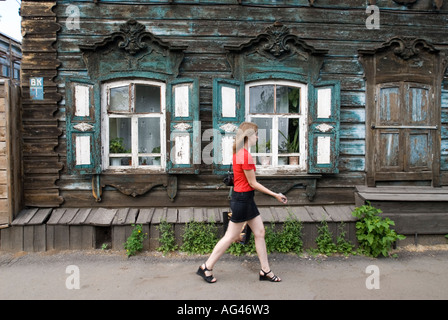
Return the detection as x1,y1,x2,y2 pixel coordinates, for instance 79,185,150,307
21,1,64,207
19,0,448,208
0,80,23,225
1,205,358,252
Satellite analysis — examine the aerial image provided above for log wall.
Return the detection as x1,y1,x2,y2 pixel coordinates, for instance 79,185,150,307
20,0,448,208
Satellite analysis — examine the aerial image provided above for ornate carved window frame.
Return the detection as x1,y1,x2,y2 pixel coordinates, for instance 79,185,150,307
359,37,448,186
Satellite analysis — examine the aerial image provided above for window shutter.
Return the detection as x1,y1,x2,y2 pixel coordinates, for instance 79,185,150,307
212,79,244,175
166,78,200,174
66,80,101,174
308,81,340,173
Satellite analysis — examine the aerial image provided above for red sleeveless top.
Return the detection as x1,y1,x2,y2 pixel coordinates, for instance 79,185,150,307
232,148,256,192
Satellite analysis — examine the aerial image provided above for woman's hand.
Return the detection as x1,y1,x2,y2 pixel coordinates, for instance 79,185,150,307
243,169,288,204
275,193,288,204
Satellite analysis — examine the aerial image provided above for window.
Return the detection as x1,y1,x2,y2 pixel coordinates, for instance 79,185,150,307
101,80,166,171
246,81,307,171
13,61,20,80
0,56,10,78
374,82,435,175
213,78,340,175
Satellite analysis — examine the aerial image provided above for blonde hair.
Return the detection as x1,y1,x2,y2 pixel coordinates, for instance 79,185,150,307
233,122,258,154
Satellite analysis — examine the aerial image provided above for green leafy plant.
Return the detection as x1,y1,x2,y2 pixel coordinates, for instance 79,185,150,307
151,146,161,154
264,223,278,254
313,220,337,255
275,215,303,254
309,220,355,256
335,222,355,255
124,224,148,257
288,87,300,111
110,137,129,153
227,214,303,256
227,235,256,256
352,203,406,257
255,139,271,153
279,129,299,153
157,220,178,254
181,221,219,254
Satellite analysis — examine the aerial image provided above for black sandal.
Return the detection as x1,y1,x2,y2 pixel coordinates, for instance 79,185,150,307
196,264,216,283
259,269,281,282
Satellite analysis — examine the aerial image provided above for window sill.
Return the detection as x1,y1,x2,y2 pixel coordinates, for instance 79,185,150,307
102,168,166,175
96,173,177,201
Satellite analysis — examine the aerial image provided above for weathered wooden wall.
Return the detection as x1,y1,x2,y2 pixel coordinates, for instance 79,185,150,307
0,81,10,225
0,80,23,225
21,1,64,208
442,80,448,182
20,0,448,208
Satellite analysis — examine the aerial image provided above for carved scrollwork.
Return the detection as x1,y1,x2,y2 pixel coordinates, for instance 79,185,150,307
173,123,192,131
219,123,238,133
79,19,187,78
258,23,312,61
117,20,148,55
106,182,162,198
262,24,293,58
384,37,438,60
316,123,334,133
226,22,327,62
97,174,178,201
74,122,94,132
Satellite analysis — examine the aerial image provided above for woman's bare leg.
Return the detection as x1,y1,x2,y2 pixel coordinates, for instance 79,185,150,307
201,221,245,281
248,215,281,281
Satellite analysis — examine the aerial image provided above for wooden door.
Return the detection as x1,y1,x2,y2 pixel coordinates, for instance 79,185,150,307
373,82,436,183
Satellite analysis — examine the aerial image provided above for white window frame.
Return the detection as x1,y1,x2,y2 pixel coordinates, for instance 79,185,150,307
101,79,166,172
245,80,308,173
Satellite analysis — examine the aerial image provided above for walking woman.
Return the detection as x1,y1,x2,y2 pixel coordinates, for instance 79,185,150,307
197,122,288,283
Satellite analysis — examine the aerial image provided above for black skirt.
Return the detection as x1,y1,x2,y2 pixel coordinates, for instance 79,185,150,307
230,190,260,223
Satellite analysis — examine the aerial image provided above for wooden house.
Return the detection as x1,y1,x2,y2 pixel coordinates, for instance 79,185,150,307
3,0,448,251
0,32,21,84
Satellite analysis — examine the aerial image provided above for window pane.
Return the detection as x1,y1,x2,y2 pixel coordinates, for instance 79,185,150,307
139,156,161,166
278,118,300,154
409,86,429,124
135,84,161,113
110,157,131,167
379,86,400,124
251,117,272,153
249,85,274,114
277,86,300,114
110,86,129,112
138,117,161,155
109,118,131,153
2,66,9,77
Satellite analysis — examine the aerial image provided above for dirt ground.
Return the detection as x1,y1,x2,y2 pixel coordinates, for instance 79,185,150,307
0,244,447,302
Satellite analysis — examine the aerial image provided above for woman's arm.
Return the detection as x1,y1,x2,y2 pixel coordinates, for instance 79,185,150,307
244,169,287,204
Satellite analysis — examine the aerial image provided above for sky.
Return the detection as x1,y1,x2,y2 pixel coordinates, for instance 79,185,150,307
0,0,22,42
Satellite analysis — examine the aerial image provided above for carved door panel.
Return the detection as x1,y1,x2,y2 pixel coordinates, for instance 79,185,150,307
373,82,435,181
